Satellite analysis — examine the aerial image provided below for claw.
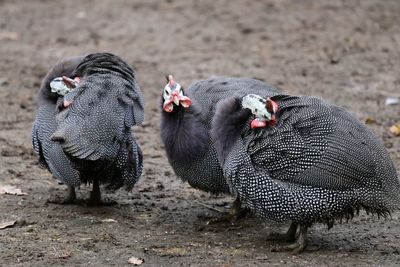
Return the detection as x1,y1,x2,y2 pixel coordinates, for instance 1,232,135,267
206,197,251,224
270,224,308,254
267,222,298,242
46,186,81,205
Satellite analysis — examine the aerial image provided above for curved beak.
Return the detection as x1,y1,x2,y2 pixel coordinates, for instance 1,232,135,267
172,90,180,105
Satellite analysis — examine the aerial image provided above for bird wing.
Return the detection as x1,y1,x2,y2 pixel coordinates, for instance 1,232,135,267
121,81,145,127
220,129,300,222
32,106,50,170
32,104,80,186
59,75,143,161
120,135,143,190
246,94,380,191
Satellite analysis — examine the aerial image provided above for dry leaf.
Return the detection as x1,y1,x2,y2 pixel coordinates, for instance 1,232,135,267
101,219,117,223
128,256,144,265
0,31,19,41
51,247,72,259
364,117,376,124
390,124,400,136
53,250,72,259
0,220,17,229
0,185,28,196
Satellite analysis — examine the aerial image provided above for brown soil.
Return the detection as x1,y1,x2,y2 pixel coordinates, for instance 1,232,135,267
1,0,400,266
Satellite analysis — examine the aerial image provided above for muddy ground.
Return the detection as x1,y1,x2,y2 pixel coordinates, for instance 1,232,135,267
1,0,400,266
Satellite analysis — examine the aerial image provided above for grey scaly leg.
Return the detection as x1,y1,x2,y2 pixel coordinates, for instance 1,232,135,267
268,222,298,242
47,185,78,205
271,224,308,254
207,196,251,224
87,179,101,206
86,180,117,206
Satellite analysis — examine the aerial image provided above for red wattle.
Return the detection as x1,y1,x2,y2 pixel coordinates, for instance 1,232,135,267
163,100,174,112
63,100,72,108
266,115,277,126
180,96,192,108
251,119,267,129
266,99,279,113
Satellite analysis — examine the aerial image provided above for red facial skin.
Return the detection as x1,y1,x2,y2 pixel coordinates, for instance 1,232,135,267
250,99,278,129
163,76,192,112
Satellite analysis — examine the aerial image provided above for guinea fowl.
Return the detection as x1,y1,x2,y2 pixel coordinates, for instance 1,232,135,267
160,75,280,216
33,53,144,205
211,93,400,253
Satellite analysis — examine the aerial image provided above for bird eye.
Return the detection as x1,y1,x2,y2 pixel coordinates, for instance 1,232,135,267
164,87,172,96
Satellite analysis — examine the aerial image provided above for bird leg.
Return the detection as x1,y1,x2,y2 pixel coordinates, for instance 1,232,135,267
267,222,298,242
271,224,308,254
207,196,250,224
229,196,251,219
229,196,243,216
86,180,117,206
87,179,101,206
47,185,79,205
66,185,77,202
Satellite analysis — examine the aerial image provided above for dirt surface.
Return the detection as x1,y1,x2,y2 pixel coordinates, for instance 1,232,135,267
1,0,400,266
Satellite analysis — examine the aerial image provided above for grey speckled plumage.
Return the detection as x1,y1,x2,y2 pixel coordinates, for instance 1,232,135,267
32,56,84,188
211,94,400,252
33,53,144,204
161,77,280,194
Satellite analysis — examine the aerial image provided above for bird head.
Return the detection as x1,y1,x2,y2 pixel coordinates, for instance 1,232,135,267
50,76,81,107
241,94,279,128
162,74,192,112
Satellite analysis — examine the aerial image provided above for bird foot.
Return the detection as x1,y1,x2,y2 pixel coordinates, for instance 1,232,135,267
271,241,307,254
85,198,117,207
206,197,251,224
46,186,82,205
229,203,252,218
267,232,297,243
84,180,117,206
270,224,308,254
46,195,83,205
267,222,298,242
206,207,251,224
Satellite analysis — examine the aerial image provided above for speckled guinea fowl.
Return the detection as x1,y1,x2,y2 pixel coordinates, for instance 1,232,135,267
34,53,144,205
32,55,85,202
211,93,400,253
160,76,280,214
